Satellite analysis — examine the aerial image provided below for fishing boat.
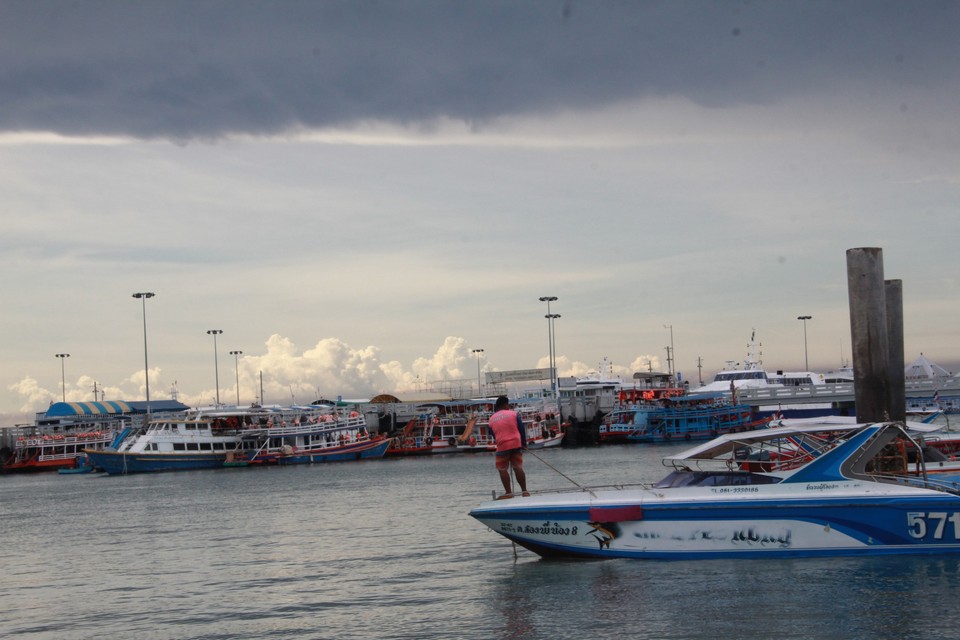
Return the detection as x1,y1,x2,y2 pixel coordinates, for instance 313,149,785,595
383,400,494,455
523,405,565,450
457,401,564,453
470,421,960,559
599,393,769,444
84,405,389,475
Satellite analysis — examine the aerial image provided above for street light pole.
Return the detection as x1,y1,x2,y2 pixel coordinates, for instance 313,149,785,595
55,353,70,402
229,350,243,405
132,292,155,414
546,313,561,393
664,324,675,380
797,315,812,370
539,296,558,396
207,329,223,405
472,348,484,397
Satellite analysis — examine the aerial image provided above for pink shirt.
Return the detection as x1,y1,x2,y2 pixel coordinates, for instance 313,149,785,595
488,409,522,452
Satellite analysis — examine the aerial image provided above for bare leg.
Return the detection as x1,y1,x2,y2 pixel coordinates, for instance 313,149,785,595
513,466,528,493
498,469,512,494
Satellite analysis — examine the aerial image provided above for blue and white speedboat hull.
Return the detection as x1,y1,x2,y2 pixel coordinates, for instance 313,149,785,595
470,422,960,559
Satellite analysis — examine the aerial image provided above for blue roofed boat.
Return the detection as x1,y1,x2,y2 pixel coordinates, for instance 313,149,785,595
1,400,189,473
598,392,770,444
470,421,960,559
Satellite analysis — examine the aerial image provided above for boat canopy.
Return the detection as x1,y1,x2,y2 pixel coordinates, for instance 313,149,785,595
43,400,189,417
45,401,134,417
662,422,861,462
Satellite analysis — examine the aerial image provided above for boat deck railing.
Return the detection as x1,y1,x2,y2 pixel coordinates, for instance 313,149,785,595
239,415,367,437
737,383,856,405
871,472,960,496
490,482,655,500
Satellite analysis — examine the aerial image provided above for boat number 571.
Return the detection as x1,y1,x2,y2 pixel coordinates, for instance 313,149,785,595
907,512,960,540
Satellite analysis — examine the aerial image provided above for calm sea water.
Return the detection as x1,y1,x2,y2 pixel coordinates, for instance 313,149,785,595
5,439,960,640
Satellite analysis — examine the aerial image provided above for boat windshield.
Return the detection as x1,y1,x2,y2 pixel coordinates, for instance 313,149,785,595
654,470,780,488
714,371,767,382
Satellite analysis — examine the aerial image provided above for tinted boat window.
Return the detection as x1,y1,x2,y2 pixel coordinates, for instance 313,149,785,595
655,470,779,488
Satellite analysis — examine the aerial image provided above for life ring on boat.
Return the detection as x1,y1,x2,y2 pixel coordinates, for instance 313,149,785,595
448,436,457,447
350,411,359,418
469,436,477,447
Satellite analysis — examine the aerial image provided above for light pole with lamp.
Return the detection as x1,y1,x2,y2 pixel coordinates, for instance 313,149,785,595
538,296,558,395
229,350,243,406
797,315,812,371
472,348,484,397
207,329,223,405
132,292,154,413
55,353,70,402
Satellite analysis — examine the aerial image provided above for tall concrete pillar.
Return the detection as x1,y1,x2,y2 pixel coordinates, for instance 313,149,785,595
846,248,889,422
885,279,905,423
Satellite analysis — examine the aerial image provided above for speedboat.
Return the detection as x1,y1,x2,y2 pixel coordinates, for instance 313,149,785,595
469,421,960,559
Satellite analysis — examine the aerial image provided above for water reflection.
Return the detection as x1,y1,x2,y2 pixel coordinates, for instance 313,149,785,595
482,554,960,640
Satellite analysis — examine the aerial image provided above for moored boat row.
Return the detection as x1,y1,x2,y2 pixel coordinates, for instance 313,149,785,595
84,404,389,475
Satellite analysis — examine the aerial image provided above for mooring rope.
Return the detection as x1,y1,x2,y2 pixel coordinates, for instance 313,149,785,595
524,447,582,488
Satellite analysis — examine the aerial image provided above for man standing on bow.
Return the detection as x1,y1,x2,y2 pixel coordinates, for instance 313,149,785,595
488,395,528,499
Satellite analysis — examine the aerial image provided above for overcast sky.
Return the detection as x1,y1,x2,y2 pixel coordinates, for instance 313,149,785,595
2,0,958,421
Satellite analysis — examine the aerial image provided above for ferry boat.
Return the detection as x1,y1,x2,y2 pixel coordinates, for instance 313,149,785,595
470,421,960,559
0,400,186,473
598,393,770,444
690,331,825,396
84,404,389,475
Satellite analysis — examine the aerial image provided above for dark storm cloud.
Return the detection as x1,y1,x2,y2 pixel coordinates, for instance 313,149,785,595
1,0,957,139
